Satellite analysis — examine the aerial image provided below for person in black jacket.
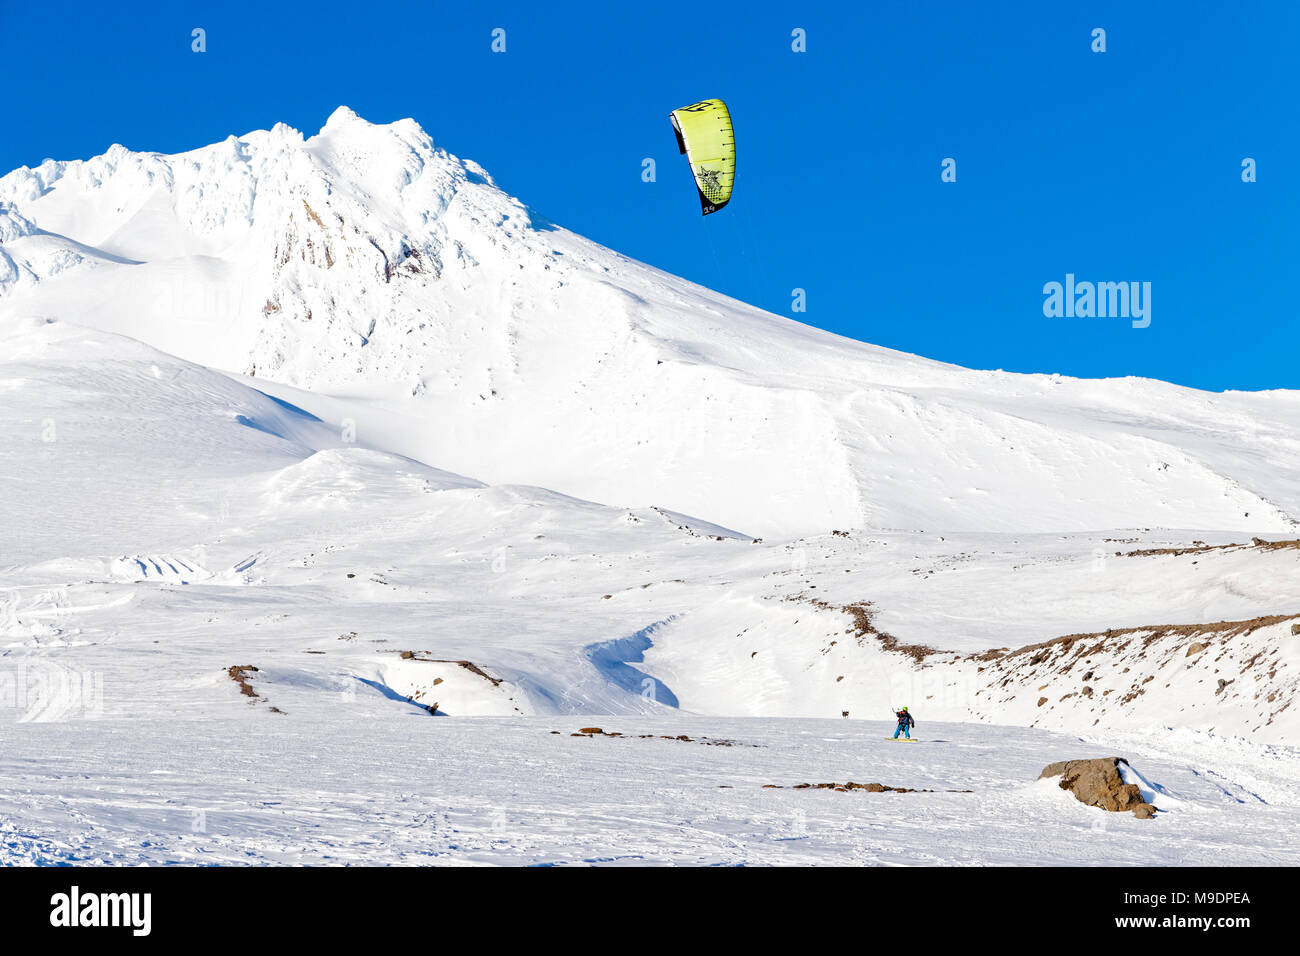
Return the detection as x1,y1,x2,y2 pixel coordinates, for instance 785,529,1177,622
893,706,915,739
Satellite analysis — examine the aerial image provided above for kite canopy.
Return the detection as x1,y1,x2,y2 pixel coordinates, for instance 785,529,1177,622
669,99,735,216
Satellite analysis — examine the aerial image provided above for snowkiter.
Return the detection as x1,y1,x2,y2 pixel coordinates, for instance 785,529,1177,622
893,707,915,739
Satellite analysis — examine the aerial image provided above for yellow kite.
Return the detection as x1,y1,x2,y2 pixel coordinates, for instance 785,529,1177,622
669,99,736,215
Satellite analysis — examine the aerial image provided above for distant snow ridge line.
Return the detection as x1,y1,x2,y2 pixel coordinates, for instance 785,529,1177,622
3,107,1300,536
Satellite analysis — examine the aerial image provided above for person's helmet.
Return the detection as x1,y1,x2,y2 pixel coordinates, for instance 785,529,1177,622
901,706,908,711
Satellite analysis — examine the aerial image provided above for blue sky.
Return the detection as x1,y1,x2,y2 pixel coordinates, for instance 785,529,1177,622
2,1,1295,390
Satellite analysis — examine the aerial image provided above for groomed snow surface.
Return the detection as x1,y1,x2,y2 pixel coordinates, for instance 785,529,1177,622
6,718,1299,866
2,111,1299,865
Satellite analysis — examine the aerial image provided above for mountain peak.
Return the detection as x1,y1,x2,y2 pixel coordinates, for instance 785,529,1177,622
1,112,1297,540
321,105,370,132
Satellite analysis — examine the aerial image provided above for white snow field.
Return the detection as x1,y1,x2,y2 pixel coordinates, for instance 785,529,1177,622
2,110,1299,865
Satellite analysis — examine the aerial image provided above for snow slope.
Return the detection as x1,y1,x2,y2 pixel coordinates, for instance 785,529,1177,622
3,315,1297,742
5,716,1299,866
3,108,1299,538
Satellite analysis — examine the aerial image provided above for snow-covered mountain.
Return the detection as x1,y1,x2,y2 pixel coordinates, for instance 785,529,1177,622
3,109,1300,865
4,107,1298,539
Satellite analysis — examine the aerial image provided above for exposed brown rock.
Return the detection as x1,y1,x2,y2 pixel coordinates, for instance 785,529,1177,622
788,595,937,661
767,781,973,794
990,613,1300,665
227,665,260,697
794,781,902,792
564,729,743,746
1039,757,1156,817
398,655,504,686
1125,537,1300,558
226,665,283,712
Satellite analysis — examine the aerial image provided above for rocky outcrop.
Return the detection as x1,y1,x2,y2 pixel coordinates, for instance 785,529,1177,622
967,613,1300,741
1039,757,1156,817
761,781,975,794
